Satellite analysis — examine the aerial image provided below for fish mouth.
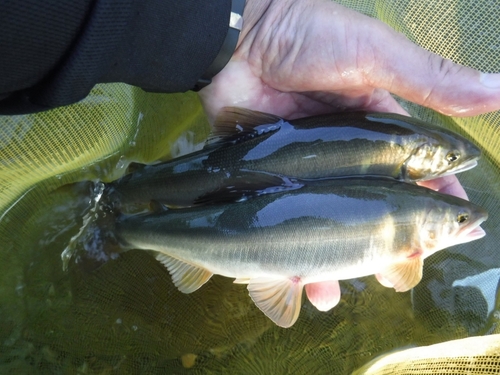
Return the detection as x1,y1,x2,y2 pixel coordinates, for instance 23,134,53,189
459,158,478,172
455,213,488,244
404,158,479,182
463,226,486,241
445,158,479,175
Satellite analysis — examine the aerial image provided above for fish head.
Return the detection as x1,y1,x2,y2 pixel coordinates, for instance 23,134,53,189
416,195,488,257
403,133,481,182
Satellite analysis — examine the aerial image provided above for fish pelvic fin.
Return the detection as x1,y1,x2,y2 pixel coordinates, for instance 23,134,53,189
155,254,213,294
247,277,303,328
376,255,423,292
206,107,282,146
305,280,341,312
233,277,251,284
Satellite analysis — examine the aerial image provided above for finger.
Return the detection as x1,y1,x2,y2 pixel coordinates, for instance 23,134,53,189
278,89,410,119
365,21,500,117
360,90,410,115
298,88,410,116
417,175,469,200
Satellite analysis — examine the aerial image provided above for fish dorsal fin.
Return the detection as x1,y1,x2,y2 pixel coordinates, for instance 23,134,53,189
247,277,303,328
155,253,213,293
205,107,283,146
305,280,341,312
376,256,423,292
193,172,303,205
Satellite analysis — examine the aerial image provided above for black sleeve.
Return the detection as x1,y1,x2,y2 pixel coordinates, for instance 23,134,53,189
0,0,231,115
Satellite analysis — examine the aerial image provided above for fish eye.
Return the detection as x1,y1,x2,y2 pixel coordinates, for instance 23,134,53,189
446,151,461,163
456,212,469,224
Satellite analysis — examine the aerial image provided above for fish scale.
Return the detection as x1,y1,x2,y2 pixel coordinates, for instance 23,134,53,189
114,178,487,327
106,108,481,210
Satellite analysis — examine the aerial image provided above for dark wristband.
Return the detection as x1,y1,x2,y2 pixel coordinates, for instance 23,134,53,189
193,0,245,91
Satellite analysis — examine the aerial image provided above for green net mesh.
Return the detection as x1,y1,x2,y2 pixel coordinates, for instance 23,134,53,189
1,0,499,373
353,334,500,375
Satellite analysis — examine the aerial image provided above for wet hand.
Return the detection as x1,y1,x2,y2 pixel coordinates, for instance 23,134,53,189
199,0,500,198
200,0,500,120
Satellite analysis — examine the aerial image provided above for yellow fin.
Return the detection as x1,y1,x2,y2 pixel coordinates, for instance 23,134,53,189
155,254,212,294
377,256,423,292
247,277,303,328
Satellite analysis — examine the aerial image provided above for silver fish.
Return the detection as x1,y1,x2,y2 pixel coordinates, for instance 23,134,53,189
114,179,488,328
107,108,480,209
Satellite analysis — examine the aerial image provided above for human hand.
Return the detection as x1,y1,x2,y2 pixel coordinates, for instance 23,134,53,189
200,0,500,119
199,0,500,199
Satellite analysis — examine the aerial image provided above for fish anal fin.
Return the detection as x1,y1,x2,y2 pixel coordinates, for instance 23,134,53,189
155,253,213,294
205,107,282,146
247,277,303,328
377,256,423,292
193,172,303,205
305,280,341,312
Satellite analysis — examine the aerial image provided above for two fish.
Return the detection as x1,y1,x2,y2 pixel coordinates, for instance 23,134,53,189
102,108,487,328
106,108,480,209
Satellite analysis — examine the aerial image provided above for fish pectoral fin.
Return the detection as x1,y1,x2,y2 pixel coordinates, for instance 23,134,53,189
155,253,213,294
305,280,341,312
193,172,303,205
375,273,395,288
205,107,282,147
377,256,423,292
247,277,303,328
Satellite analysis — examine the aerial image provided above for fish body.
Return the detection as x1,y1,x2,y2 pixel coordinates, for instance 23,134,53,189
115,179,487,327
107,109,480,208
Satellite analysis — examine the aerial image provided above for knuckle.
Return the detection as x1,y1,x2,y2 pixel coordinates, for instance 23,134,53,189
422,55,463,108
429,54,462,82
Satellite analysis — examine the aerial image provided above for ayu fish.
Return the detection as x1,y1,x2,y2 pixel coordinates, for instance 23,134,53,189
106,108,480,209
114,179,488,328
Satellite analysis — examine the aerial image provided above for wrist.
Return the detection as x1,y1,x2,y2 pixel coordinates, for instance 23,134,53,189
234,0,302,60
193,0,246,91
236,0,271,49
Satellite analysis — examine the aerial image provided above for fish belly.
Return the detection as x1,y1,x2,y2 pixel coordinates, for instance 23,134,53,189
117,210,404,283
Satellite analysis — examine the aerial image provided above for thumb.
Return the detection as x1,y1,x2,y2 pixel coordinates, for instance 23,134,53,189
366,22,500,116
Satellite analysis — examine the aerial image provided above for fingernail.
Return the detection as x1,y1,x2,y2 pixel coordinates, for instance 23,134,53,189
480,72,500,88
